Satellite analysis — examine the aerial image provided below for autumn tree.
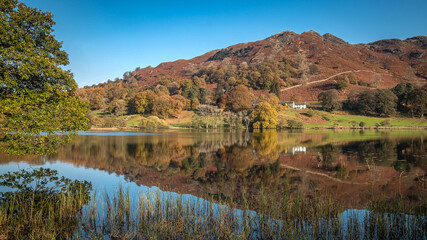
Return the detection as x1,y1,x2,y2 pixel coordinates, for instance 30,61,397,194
170,95,186,117
197,104,223,129
128,90,157,114
152,95,172,119
0,0,90,154
108,99,126,116
225,85,253,112
251,102,277,129
318,90,341,112
336,76,349,90
258,94,280,110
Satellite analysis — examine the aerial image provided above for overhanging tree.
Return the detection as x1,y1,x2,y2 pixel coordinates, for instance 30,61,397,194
0,0,90,154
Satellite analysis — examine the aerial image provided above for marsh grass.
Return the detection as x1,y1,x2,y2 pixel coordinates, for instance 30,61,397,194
75,187,426,240
0,169,425,239
0,181,90,239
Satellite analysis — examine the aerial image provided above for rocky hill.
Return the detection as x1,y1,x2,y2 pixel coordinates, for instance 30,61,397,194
79,30,426,102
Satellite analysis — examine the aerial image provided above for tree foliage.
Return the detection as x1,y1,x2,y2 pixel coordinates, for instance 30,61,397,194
406,88,427,118
225,85,253,112
0,0,90,154
318,89,341,112
357,89,397,117
251,102,277,129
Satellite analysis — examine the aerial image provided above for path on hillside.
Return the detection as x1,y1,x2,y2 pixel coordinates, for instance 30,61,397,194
280,164,371,185
280,70,390,92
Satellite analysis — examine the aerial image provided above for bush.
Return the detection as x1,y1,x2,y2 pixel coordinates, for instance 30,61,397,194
349,120,358,128
287,119,304,129
102,115,126,127
322,115,331,121
377,120,391,127
140,116,169,129
309,64,320,75
301,109,315,118
359,121,366,128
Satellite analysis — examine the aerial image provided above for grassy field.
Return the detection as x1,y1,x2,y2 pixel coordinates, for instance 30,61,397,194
279,108,427,129
90,108,425,131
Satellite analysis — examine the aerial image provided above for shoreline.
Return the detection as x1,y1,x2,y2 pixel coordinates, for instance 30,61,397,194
89,125,427,131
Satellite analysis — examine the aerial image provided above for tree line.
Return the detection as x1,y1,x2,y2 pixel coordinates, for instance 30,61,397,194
318,83,426,118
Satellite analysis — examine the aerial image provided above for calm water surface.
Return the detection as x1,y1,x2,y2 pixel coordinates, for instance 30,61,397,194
1,130,426,210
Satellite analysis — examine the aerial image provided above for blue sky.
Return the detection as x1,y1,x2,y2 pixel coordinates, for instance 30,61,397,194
23,0,427,87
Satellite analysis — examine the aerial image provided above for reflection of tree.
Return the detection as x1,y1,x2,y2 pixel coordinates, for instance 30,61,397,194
346,140,397,166
395,137,426,172
252,130,280,161
317,144,341,170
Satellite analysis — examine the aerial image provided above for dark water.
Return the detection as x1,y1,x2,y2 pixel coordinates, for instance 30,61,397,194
1,130,426,210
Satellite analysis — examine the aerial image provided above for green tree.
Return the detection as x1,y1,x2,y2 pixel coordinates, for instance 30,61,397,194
270,79,281,98
336,76,349,90
251,102,277,129
0,0,90,154
357,89,397,117
406,88,427,118
318,89,341,112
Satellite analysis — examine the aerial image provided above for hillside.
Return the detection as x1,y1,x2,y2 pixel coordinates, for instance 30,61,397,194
78,30,426,103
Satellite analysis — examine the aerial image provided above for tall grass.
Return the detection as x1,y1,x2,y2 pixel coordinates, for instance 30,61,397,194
74,187,426,240
0,183,425,239
0,183,90,239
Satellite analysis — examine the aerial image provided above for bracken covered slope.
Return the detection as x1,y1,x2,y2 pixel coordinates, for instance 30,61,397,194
81,31,426,101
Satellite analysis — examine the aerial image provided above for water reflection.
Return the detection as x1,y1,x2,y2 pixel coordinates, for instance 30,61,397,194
1,130,426,210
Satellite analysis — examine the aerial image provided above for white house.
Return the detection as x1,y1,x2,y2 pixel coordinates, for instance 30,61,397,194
280,101,307,109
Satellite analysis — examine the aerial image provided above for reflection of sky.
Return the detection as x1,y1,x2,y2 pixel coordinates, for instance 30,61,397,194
78,131,157,136
0,161,152,197
0,160,424,238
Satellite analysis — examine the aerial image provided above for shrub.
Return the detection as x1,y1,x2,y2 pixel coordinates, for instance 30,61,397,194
377,120,391,127
349,120,358,128
359,121,366,128
102,115,126,127
309,64,320,75
336,77,349,90
287,119,304,129
322,115,331,121
140,116,169,129
301,109,315,118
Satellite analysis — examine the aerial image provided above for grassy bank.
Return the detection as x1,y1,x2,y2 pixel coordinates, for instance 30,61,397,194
278,108,427,129
89,108,426,131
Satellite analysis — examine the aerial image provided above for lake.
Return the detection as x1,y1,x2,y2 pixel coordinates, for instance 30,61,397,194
1,129,426,212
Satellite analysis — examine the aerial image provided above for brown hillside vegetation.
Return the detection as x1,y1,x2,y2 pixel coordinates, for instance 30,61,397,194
78,30,426,102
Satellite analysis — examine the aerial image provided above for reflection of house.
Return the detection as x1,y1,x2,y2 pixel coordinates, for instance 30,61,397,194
283,146,307,155
292,146,306,154
280,101,307,109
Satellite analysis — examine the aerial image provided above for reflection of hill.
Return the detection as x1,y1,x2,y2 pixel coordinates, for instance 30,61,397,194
1,130,426,211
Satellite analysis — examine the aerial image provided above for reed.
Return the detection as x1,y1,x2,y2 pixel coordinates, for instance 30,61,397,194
75,188,426,240
0,169,425,239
